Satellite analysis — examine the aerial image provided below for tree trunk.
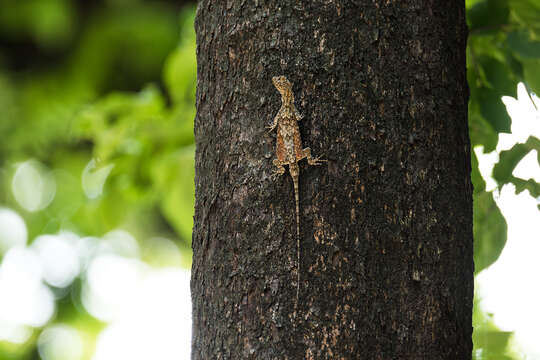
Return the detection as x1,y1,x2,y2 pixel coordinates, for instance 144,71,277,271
191,1,472,359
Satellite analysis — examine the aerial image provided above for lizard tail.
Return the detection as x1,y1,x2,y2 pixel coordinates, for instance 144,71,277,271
294,176,300,240
293,175,300,313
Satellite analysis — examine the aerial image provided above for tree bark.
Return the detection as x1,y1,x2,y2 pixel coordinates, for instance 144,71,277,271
191,1,472,359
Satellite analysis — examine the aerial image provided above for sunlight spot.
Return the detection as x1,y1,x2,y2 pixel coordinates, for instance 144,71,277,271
501,82,540,143
11,160,56,212
82,254,145,321
474,146,498,191
82,159,115,199
477,82,540,358
496,132,517,152
0,247,54,337
92,269,191,360
477,184,540,358
102,230,140,258
0,208,27,254
76,236,100,271
512,150,540,183
38,324,84,360
0,322,32,344
32,233,81,288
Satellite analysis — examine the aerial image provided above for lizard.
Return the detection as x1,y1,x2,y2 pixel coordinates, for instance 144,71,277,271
267,75,325,315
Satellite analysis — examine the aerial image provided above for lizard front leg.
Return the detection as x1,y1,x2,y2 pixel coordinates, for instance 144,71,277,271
301,147,326,165
266,114,280,132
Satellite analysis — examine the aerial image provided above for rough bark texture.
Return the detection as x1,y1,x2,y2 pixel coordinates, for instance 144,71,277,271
191,1,472,359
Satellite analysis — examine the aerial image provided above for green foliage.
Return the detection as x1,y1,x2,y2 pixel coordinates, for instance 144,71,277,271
471,151,507,274
473,293,520,360
493,137,540,198
0,2,196,245
467,3,540,356
507,30,540,58
0,2,195,358
0,0,76,49
467,0,540,274
473,190,507,273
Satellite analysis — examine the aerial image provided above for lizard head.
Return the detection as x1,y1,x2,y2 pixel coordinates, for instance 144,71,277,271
272,75,292,96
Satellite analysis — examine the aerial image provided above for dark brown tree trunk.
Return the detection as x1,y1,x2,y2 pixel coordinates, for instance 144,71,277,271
191,1,472,359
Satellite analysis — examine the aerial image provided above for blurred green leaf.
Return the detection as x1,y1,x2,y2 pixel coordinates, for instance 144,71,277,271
468,0,509,32
492,136,540,200
0,0,75,49
493,142,531,184
473,295,520,360
479,55,515,94
150,147,195,243
477,86,512,133
467,55,500,151
467,0,485,9
473,190,507,273
473,330,515,359
511,177,540,198
502,45,524,78
522,58,540,94
71,3,180,92
509,0,540,30
164,8,197,104
0,73,18,159
76,86,166,160
507,30,540,59
471,151,486,194
469,104,498,152
493,136,540,185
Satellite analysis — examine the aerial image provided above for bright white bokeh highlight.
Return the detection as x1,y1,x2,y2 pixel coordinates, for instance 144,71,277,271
0,220,192,359
82,159,115,199
32,233,81,288
92,269,191,360
11,160,56,212
502,83,540,143
38,324,84,360
476,185,540,358
476,82,540,358
0,247,55,342
101,230,140,259
0,207,27,254
76,236,101,271
512,149,540,183
83,254,146,322
0,322,32,344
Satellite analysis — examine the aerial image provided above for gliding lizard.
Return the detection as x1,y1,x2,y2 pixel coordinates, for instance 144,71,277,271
268,75,325,314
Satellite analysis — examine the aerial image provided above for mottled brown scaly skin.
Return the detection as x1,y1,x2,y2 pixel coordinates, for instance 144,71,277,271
268,75,324,316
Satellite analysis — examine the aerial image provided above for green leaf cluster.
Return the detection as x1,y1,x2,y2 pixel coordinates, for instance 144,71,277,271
468,0,540,140
467,0,540,274
0,2,195,358
0,3,196,249
472,290,521,360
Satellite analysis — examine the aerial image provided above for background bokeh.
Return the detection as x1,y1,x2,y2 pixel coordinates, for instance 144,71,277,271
0,0,196,359
1,0,540,359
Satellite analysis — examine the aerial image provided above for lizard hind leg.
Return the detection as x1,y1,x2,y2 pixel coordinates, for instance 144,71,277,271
272,159,287,179
301,147,327,165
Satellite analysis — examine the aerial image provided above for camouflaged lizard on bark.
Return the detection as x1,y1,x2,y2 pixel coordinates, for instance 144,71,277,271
268,75,325,315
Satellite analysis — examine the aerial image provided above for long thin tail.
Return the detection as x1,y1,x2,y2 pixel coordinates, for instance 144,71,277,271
293,175,300,315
